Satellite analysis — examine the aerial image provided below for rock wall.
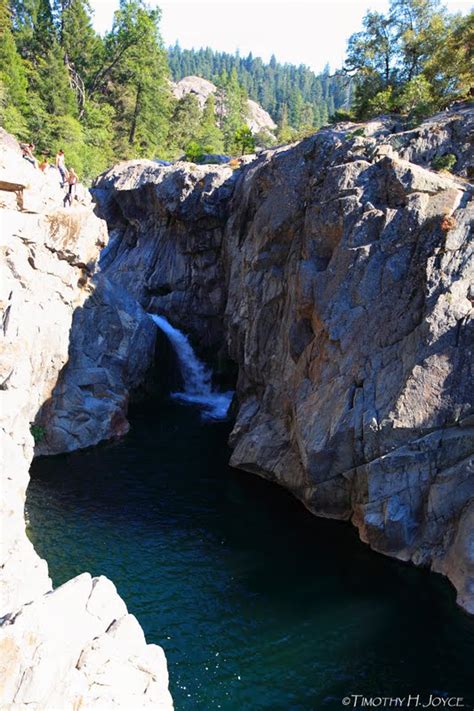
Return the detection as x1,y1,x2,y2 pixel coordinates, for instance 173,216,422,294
95,106,474,614
0,131,173,709
94,159,237,355
223,115,474,615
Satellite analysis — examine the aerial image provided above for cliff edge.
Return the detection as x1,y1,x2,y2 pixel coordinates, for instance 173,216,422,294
0,130,173,709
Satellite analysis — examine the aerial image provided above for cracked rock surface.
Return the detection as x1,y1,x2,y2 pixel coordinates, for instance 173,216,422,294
95,106,474,614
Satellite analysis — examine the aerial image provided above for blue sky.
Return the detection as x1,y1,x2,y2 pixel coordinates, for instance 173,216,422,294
89,0,472,73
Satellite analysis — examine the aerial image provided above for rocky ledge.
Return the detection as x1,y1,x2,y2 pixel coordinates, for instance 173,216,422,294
93,105,474,614
0,130,173,709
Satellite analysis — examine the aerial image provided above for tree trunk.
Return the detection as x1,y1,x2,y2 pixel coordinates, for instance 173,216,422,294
129,84,142,145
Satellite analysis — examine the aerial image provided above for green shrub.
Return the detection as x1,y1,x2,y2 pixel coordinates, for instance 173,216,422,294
431,153,457,172
185,141,205,163
30,424,46,443
346,127,365,140
331,109,354,123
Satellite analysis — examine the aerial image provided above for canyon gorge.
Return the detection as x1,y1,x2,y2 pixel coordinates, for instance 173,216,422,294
0,104,473,708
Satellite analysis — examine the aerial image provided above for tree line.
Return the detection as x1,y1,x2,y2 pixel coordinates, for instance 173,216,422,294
168,45,354,138
0,0,471,179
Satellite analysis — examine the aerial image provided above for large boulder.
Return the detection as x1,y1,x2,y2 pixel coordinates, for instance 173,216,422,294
224,120,474,613
93,159,237,355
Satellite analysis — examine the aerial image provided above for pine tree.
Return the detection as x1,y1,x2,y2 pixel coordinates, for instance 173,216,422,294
101,0,171,158
277,104,295,143
60,0,101,113
198,93,224,154
233,124,255,155
222,67,244,152
168,92,202,157
10,0,54,60
0,0,29,135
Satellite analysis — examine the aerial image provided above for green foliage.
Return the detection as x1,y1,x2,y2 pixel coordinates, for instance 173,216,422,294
197,94,224,155
0,0,29,117
184,140,204,163
431,153,456,171
1,0,470,178
168,93,202,157
423,12,474,104
221,68,246,151
395,75,435,120
30,424,46,443
101,0,172,158
366,86,395,115
1,0,172,176
331,109,354,122
233,125,255,155
344,0,472,119
168,45,353,137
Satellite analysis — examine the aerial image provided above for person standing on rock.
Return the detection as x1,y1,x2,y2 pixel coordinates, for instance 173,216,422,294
55,149,67,186
20,142,39,169
63,167,78,207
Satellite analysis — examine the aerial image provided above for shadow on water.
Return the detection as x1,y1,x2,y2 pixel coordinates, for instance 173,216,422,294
27,401,474,711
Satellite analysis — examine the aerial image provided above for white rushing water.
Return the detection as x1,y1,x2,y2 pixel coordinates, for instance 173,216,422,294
149,314,233,420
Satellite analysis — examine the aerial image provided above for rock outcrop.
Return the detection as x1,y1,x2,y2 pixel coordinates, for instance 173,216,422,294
172,75,277,139
0,131,173,709
94,106,474,614
1,574,171,710
94,159,236,354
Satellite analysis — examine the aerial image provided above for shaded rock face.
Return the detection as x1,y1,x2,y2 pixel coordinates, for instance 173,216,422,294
0,133,173,709
94,159,236,356
96,107,474,614
34,274,157,456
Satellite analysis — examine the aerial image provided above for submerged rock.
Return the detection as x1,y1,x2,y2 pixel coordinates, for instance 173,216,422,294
95,106,474,614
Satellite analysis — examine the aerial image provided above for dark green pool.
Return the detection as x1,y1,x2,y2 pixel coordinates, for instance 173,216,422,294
26,403,474,710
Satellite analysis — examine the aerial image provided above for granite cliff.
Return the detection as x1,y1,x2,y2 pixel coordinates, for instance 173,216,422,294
0,131,173,709
93,105,474,614
1,105,472,707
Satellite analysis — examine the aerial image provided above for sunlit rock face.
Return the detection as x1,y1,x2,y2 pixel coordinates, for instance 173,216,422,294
223,108,474,614
96,106,473,614
0,130,173,710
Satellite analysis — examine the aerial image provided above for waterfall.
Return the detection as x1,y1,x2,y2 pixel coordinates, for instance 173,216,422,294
150,314,233,420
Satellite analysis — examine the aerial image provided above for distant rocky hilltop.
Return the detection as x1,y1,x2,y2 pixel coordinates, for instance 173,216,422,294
172,74,277,139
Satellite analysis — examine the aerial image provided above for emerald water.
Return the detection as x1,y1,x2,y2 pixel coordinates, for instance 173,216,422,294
26,403,474,710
